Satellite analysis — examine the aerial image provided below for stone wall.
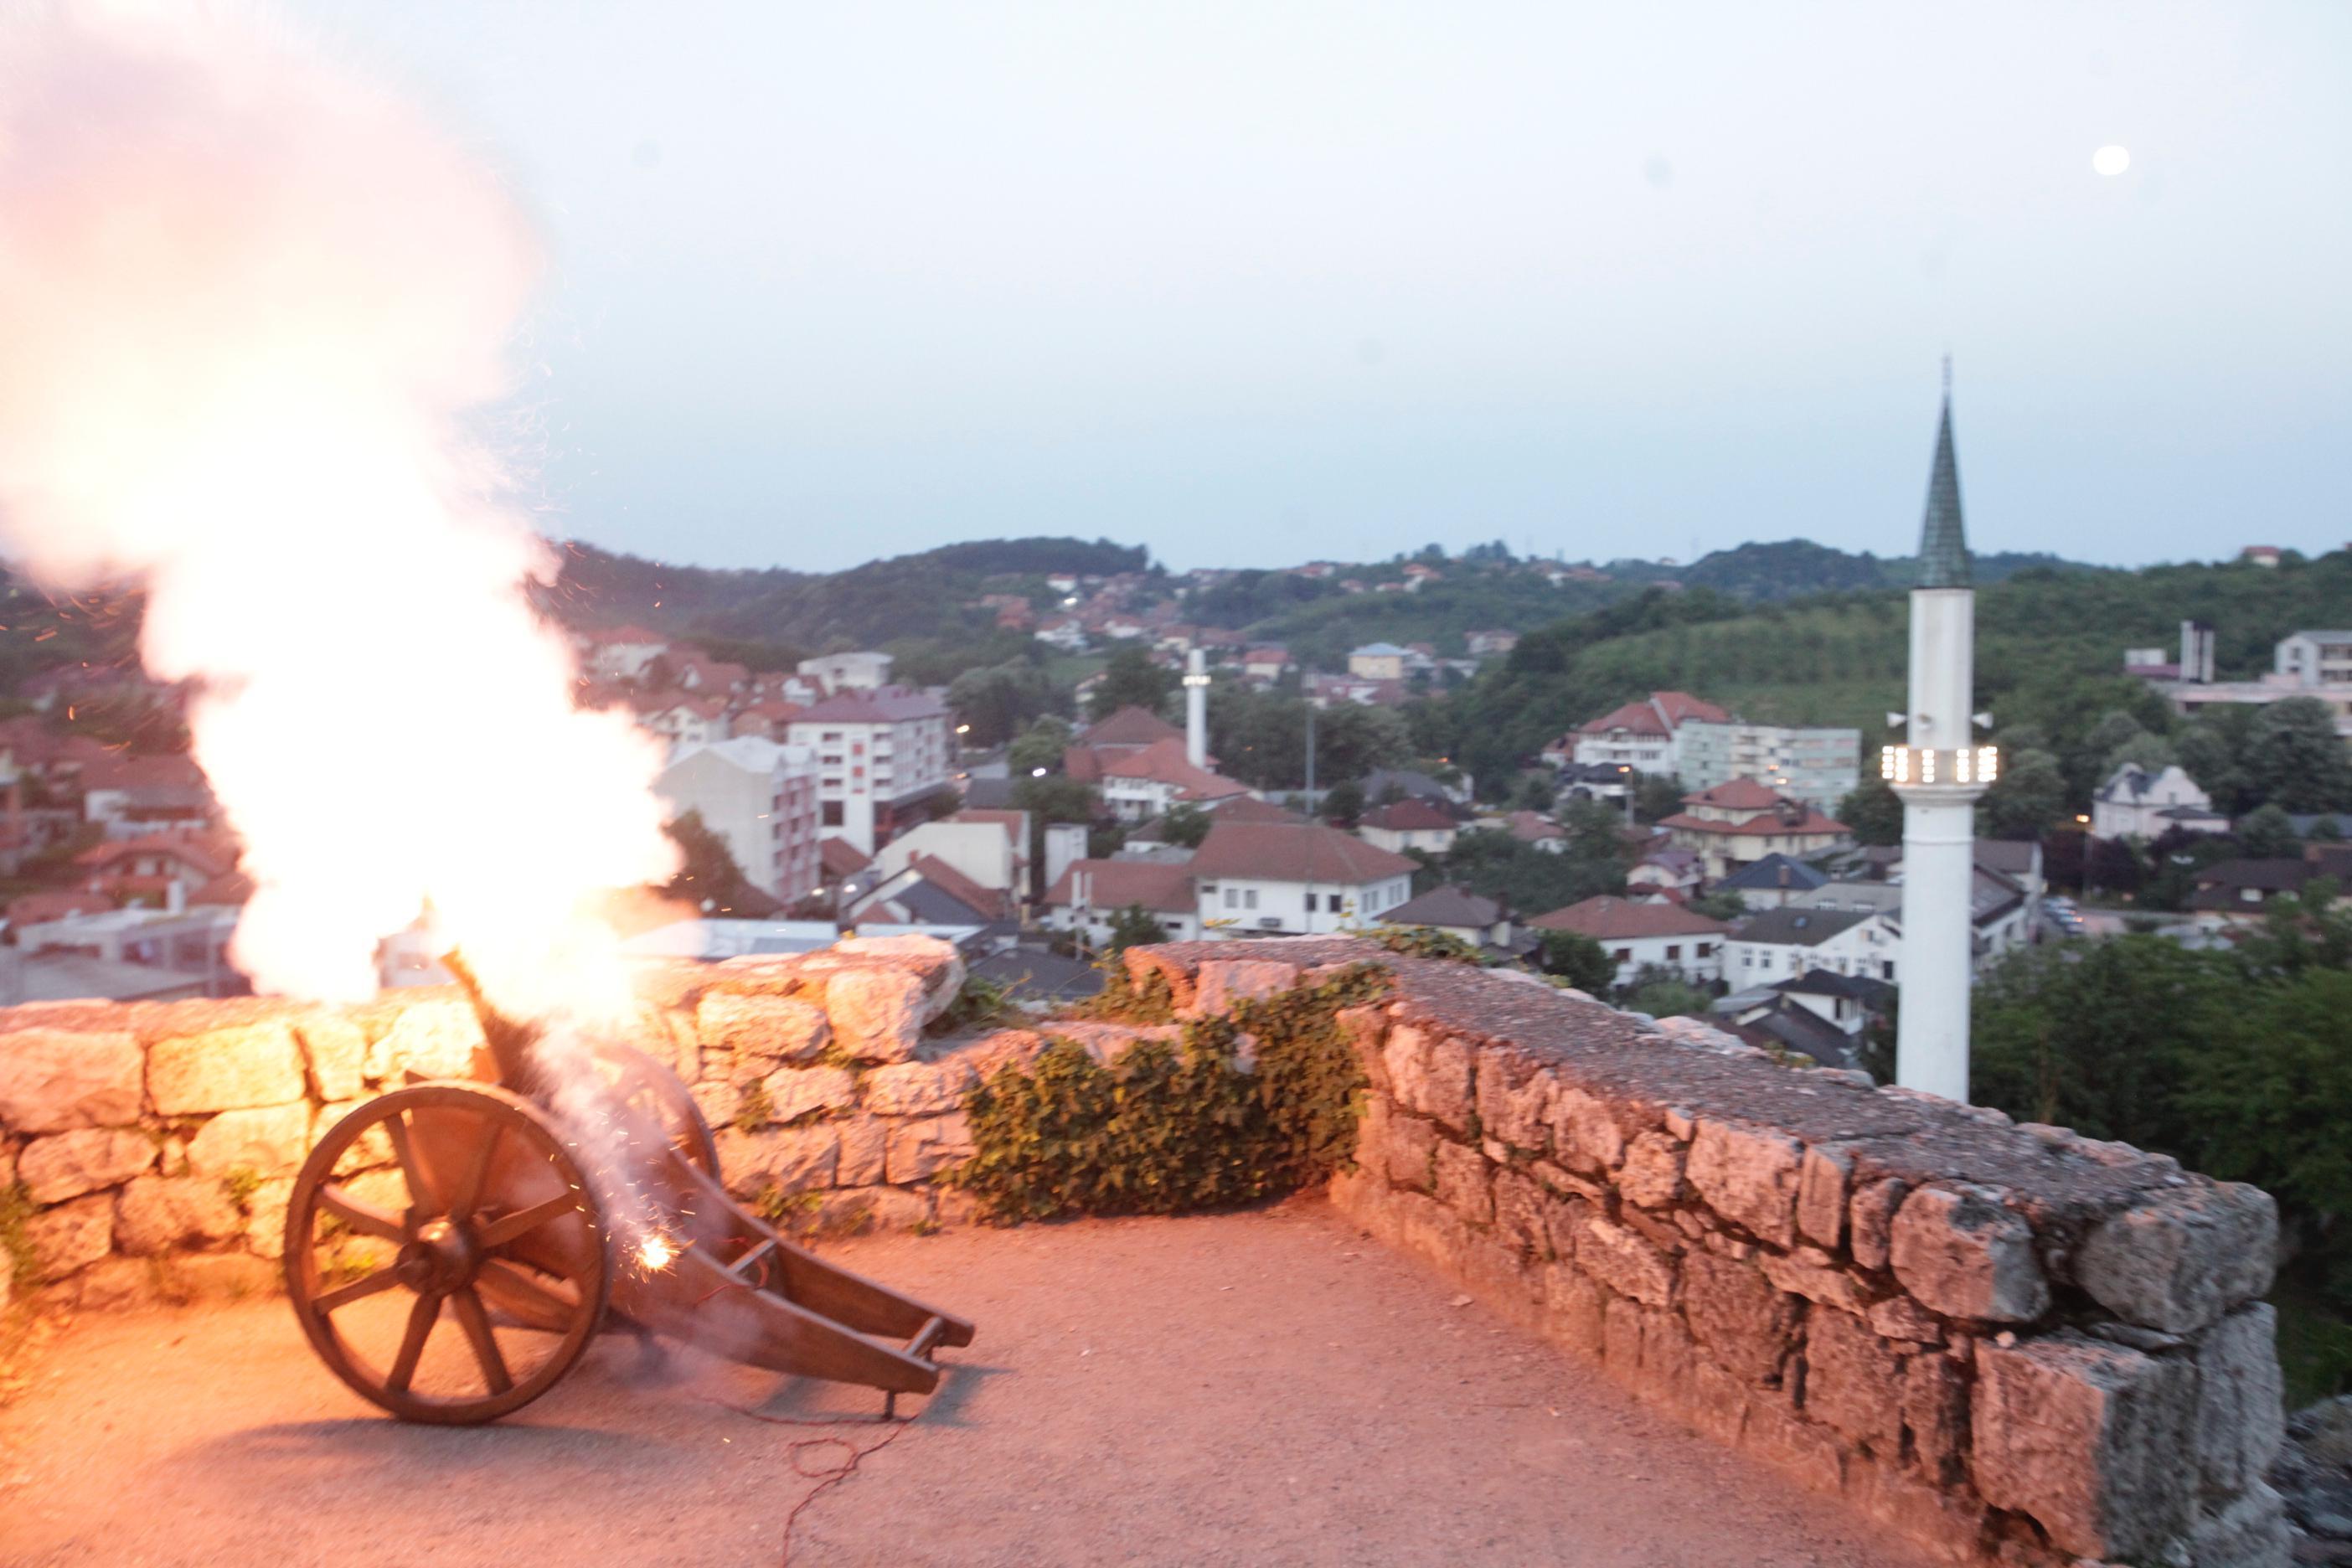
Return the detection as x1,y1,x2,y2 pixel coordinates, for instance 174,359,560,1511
1124,937,2289,1568
0,936,1034,1313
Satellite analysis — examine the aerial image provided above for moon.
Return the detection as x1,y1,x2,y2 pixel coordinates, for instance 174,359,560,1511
2092,144,2131,177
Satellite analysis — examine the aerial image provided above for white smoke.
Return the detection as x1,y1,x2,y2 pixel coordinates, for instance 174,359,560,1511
0,4,678,1019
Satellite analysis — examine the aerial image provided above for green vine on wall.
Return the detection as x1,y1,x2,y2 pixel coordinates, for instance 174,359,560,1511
952,962,1390,1222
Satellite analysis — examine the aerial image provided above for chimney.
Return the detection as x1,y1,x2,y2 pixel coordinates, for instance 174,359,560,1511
1184,648,1210,769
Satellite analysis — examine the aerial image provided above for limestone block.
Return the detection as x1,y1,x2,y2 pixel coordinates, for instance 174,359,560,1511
245,1177,296,1261
824,967,928,1064
1385,1112,1439,1192
1187,959,1298,1018
295,1010,368,1102
116,1174,245,1255
1383,1026,1472,1133
760,1065,859,1125
1540,1193,1590,1265
1972,1332,2196,1560
2073,1183,2277,1334
1760,1246,1868,1314
715,1124,841,1195
696,993,831,1071
1687,1119,1802,1248
1473,1049,1555,1153
836,1115,888,1186
26,1193,113,1279
1432,1140,1492,1225
691,1079,740,1132
18,1127,154,1204
862,1057,980,1118
1549,1085,1624,1174
185,1104,312,1177
1044,1022,1182,1067
1849,1176,1907,1271
1744,1399,1849,1496
369,1001,485,1086
1683,1247,1800,1385
1335,1005,1391,1091
2182,1483,2290,1568
805,1185,934,1235
2194,1305,2284,1498
168,1252,278,1303
1839,1454,1989,1555
1902,1351,1968,1477
1688,1355,1754,1447
962,1029,1047,1081
70,1256,156,1312
1491,1168,1548,1255
827,936,965,1021
1581,1216,1675,1308
1798,1144,1851,1249
1540,1261,1607,1357
0,1027,142,1132
1803,1307,1906,1451
1890,1184,2050,1323
1619,1130,1685,1209
1868,1295,1945,1344
885,1112,974,1183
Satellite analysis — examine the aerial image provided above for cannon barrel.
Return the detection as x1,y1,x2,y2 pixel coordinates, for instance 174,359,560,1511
438,948,550,1100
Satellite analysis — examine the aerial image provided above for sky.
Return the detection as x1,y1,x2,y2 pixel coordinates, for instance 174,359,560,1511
292,2,2352,574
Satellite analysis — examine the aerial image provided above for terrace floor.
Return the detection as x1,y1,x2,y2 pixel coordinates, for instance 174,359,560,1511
0,1198,1938,1567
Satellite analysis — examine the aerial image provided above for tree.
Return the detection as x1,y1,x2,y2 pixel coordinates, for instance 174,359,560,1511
1008,715,1073,777
2107,731,2177,774
1634,773,1685,824
1446,828,1624,916
658,811,773,917
2086,835,2144,896
1535,929,1615,993
1087,646,1173,721
1620,966,1710,1019
946,661,1057,747
1103,903,1167,954
1839,775,1903,847
2238,802,2302,861
2178,705,2258,817
1511,771,1560,812
1979,747,2065,841
1686,889,1747,921
1158,803,1211,848
1320,780,1364,823
2246,697,2352,812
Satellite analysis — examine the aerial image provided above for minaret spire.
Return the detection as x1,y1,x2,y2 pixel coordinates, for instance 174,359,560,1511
1916,369,1970,588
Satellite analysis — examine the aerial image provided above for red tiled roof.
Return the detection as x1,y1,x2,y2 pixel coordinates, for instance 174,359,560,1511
792,687,948,724
906,854,1007,920
819,838,874,878
1081,706,1186,749
1577,691,1730,737
1044,858,1197,914
1360,799,1455,831
1507,811,1562,843
1684,777,1781,810
1528,896,1730,940
1188,822,1417,886
1096,738,1250,802
74,833,235,879
1658,808,1849,838
76,752,205,792
189,871,254,907
6,890,114,926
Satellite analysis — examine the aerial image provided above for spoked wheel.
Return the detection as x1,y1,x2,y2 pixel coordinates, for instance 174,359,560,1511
586,1039,720,1180
285,1083,610,1425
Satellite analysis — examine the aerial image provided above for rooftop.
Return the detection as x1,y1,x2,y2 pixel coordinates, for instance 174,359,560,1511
1189,820,1417,886
1729,906,1876,946
1383,885,1504,930
1526,896,1730,940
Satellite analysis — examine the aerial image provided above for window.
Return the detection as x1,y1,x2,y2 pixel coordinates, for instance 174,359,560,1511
1613,947,1632,962
1696,942,1714,957
821,801,843,827
1666,944,1681,960
1245,890,1258,910
1225,888,1239,910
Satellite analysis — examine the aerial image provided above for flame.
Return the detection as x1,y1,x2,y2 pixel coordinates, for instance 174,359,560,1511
637,1235,676,1272
0,5,678,1023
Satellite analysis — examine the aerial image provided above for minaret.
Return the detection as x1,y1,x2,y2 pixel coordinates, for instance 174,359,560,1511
1888,366,1993,1101
1184,647,1210,768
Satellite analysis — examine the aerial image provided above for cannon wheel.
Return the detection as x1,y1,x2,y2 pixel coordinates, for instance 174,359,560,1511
588,1039,720,1180
284,1083,610,1425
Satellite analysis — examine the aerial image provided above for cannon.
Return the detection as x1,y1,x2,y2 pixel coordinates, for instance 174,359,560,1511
281,952,973,1425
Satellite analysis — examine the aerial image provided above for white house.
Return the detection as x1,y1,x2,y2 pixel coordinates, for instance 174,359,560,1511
2091,763,2228,841
869,818,1024,909
1526,897,1729,990
1356,799,1457,855
1723,906,1899,988
2277,630,2352,689
797,651,895,694
1189,821,1416,937
654,737,823,903
1041,859,1201,947
641,695,730,748
1555,691,1730,776
786,689,955,856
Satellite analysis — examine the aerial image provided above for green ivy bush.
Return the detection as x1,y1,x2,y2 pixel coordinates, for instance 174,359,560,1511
953,963,1390,1221
1365,926,1484,964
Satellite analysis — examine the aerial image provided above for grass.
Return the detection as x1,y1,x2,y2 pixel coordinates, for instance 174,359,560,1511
2272,1278,2352,1409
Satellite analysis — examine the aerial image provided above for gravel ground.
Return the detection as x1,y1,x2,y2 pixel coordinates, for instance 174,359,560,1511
0,1197,1936,1567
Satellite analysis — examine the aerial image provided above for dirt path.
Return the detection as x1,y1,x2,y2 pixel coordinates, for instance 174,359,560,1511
0,1199,1936,1567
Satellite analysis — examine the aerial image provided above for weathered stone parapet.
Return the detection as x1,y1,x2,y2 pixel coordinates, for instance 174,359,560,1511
0,935,995,1313
1129,936,2290,1568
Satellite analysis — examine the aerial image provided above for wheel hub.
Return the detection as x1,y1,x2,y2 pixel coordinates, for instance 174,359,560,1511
395,1216,480,1293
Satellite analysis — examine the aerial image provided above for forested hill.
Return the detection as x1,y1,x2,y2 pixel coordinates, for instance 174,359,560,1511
1599,539,2095,597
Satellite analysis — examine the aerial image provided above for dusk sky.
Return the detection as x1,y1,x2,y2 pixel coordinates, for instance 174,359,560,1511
301,2,2350,574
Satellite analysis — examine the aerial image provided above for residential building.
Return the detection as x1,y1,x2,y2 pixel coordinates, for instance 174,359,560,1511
2091,763,2227,841
1553,761,1636,806
1658,779,1850,880
1465,630,1520,658
1555,691,1730,776
1363,767,1473,808
2135,624,2352,737
1042,859,1202,947
654,737,823,902
71,833,237,905
1242,647,1291,684
1526,897,1728,990
1356,799,1457,856
579,625,670,683
5,903,245,1001
1380,886,1513,950
2186,859,2315,917
75,753,215,833
1502,811,1565,854
1673,720,1862,812
1715,853,1830,910
2277,631,2352,689
1723,906,1899,987
786,688,955,857
641,695,730,748
797,651,895,694
1064,708,1250,823
1189,821,1416,937
1036,617,1089,652
1347,642,1410,681
868,817,1026,916
849,854,1011,926
1627,846,1703,899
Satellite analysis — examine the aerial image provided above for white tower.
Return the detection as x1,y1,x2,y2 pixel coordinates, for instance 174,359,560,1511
1184,647,1210,768
1887,372,1994,1102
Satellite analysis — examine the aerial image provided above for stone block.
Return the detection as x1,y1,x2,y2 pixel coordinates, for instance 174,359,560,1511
805,1185,934,1236
1540,1193,1589,1264
1803,1307,1906,1451
184,1104,312,1177
1187,959,1298,1018
1335,1005,1390,1091
1689,1355,1753,1446
1540,1261,1607,1357
18,1127,154,1204
696,993,831,1070
1890,1183,2050,1323
962,1029,1047,1081
760,1065,859,1125
1683,1247,1800,1385
862,1056,980,1117
1473,1048,1555,1153
1491,1168,1549,1256
2073,1183,2277,1335
1433,1140,1492,1225
825,967,928,1064
2182,1483,2290,1568
1972,1332,2196,1560
1385,1112,1439,1192
1581,1216,1675,1308
1798,1144,1851,1249
318,1101,395,1174
1760,1245,1868,1314
1902,1350,1968,1478
168,1252,279,1303
1549,1085,1624,1174
715,1123,841,1195
1849,1176,1907,1272
26,1193,113,1279
295,1010,368,1102
245,1177,296,1261
835,1115,888,1186
1868,1295,1945,1344
885,1112,973,1183
116,1174,244,1255
1384,1026,1473,1133
1688,1119,1803,1248
1745,1399,1848,1496
1619,1130,1685,1209
690,1079,740,1132
2194,1305,2284,1498
0,1027,142,1132
369,1001,485,1086
1840,1453,1989,1556
70,1256,157,1312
